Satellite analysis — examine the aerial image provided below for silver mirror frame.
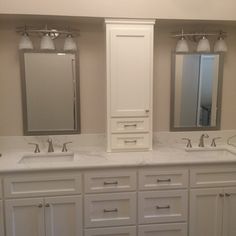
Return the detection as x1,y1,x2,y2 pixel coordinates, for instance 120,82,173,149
19,49,81,135
170,52,224,131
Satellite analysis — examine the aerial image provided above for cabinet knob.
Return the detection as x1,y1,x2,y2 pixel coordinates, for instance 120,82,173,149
45,203,50,207
225,193,231,197
219,193,224,197
37,203,43,208
145,110,149,113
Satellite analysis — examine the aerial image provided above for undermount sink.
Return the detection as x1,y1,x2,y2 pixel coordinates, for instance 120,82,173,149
19,152,75,164
185,147,236,157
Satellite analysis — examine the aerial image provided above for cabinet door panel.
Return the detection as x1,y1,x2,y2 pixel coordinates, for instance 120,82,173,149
5,198,45,236
190,188,223,236
109,27,153,117
223,187,236,236
45,196,82,236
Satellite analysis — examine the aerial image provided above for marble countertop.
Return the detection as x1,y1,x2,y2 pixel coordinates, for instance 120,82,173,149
1,143,236,173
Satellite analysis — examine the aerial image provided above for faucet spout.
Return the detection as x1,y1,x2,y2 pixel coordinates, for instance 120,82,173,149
198,134,209,147
47,138,54,153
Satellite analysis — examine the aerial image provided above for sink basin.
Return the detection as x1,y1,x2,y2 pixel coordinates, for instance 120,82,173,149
19,152,75,164
185,147,236,157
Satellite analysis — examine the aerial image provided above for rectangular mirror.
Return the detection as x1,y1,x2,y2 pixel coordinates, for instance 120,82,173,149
170,52,224,131
20,50,80,135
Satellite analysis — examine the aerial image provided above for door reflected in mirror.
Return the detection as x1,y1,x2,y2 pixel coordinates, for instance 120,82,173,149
20,50,80,135
170,53,224,131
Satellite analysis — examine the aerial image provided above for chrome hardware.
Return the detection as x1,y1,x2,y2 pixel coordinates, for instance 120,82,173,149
219,193,224,197
182,138,192,148
124,124,137,128
124,140,137,144
104,181,118,185
47,138,54,153
28,143,40,153
37,203,43,208
62,142,72,152
198,134,209,147
103,208,118,213
145,110,149,113
227,134,236,148
156,205,170,209
211,137,222,147
225,193,231,197
45,203,50,207
157,178,171,183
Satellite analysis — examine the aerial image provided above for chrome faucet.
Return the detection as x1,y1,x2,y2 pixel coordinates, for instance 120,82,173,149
47,138,54,152
198,134,209,147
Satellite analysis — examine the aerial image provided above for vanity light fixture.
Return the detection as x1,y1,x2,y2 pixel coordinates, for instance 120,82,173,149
175,29,189,52
19,32,34,50
63,34,77,51
197,36,210,52
16,25,79,51
172,30,227,53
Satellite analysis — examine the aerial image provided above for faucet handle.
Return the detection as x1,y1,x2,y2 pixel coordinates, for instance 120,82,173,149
62,142,72,152
211,137,222,147
182,138,192,148
28,143,40,153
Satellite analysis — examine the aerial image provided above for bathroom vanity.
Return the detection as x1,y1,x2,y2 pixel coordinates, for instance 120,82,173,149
0,141,236,236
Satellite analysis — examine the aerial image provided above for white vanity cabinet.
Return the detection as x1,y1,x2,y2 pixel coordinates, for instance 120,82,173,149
105,19,155,152
190,166,236,236
4,172,83,236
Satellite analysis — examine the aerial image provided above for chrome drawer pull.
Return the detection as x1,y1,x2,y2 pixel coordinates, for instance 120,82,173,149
45,203,50,207
219,193,224,197
103,208,118,213
156,205,170,210
37,203,43,208
124,140,137,144
124,124,137,128
225,193,231,197
104,181,118,185
157,178,171,183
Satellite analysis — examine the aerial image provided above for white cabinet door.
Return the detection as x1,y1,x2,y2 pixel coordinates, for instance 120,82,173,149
5,198,45,236
108,25,153,117
190,188,223,236
0,201,4,236
223,187,236,236
45,196,82,236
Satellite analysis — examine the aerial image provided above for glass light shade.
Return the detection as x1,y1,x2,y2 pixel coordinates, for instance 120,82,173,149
64,35,77,51
19,33,33,50
197,36,210,52
40,34,55,50
214,37,228,52
176,37,189,52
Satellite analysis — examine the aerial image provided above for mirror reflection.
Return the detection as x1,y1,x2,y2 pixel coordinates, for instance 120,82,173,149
20,51,80,135
171,53,223,131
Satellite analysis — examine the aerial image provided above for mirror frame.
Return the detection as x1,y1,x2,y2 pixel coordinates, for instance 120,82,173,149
19,49,81,135
170,52,224,131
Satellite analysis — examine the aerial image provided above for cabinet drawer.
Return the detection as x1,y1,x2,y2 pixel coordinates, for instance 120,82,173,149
190,167,236,188
138,190,188,224
4,172,82,198
85,192,136,228
84,169,136,193
139,223,187,236
139,169,188,190
85,226,136,236
111,118,149,133
111,133,149,150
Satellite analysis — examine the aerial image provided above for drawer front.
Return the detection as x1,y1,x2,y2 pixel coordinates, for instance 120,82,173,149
85,226,136,236
85,193,136,228
138,190,188,224
111,133,149,150
4,172,82,198
84,170,137,193
111,118,149,133
139,223,187,236
190,167,236,188
139,169,188,190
